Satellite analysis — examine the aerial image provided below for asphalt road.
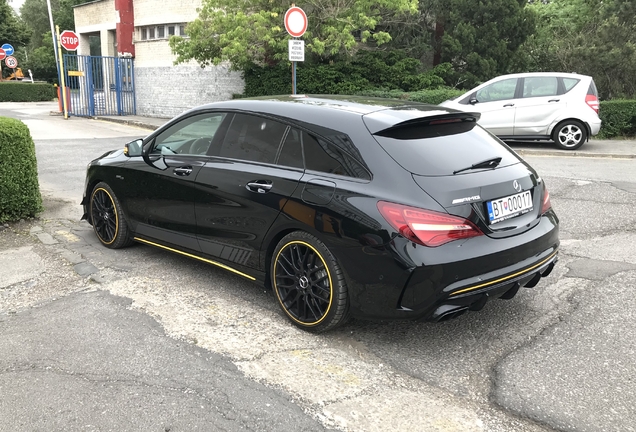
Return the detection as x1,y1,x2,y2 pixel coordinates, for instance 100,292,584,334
1,101,635,432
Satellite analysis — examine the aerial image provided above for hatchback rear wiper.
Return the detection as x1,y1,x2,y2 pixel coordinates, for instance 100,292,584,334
453,157,502,175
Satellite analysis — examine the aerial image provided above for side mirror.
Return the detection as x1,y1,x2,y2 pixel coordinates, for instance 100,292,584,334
469,97,478,105
141,139,169,170
123,139,143,157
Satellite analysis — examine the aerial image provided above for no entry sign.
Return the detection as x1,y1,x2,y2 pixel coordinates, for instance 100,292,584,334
60,30,80,51
0,48,5,61
284,7,308,38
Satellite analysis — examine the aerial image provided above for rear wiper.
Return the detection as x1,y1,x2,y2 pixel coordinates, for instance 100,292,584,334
453,157,502,175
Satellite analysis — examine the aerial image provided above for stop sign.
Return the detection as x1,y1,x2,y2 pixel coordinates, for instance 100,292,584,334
60,30,80,51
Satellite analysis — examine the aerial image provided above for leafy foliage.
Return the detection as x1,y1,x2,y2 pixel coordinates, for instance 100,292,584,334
170,0,418,70
597,100,636,138
522,0,636,99
0,82,56,101
243,52,451,97
355,88,464,105
0,0,30,49
0,117,43,223
436,0,535,88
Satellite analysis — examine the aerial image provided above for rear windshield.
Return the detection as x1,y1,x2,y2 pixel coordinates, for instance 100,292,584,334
372,125,520,176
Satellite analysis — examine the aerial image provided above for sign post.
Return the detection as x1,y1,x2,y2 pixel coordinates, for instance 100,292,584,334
56,26,70,119
284,6,307,95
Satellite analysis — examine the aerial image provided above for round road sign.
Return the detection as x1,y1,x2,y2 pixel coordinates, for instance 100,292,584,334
5,56,18,69
60,30,80,51
1,44,14,56
0,48,5,61
284,7,308,38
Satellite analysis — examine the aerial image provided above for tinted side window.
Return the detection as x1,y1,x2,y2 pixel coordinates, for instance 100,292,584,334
303,132,369,179
522,77,558,98
476,78,518,102
219,114,287,164
153,113,226,156
277,128,303,169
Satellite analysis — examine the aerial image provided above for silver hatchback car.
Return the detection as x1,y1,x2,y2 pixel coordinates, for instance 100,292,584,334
440,72,601,150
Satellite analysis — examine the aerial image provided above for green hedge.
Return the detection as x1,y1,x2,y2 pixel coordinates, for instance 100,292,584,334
243,52,451,97
0,117,43,223
598,100,636,138
0,82,57,102
354,88,465,105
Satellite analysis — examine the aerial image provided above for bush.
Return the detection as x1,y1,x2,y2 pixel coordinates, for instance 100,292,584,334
354,88,465,105
597,100,636,138
0,82,57,102
243,52,452,97
0,117,43,223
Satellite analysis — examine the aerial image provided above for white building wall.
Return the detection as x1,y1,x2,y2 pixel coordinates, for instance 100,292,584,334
74,0,245,118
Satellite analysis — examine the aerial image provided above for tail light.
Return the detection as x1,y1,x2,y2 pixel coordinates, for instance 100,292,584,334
541,186,552,214
377,201,483,247
585,94,599,114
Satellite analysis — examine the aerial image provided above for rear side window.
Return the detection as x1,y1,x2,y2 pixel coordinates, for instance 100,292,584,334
371,124,520,176
563,78,580,92
219,113,287,164
303,132,370,180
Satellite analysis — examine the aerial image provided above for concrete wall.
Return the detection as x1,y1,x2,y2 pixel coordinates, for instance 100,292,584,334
135,64,244,118
133,0,201,26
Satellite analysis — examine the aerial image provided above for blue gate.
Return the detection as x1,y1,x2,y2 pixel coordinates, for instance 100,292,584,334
63,55,136,117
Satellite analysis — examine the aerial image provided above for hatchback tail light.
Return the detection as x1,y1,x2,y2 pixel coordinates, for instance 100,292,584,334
585,94,599,114
377,201,483,247
541,187,552,214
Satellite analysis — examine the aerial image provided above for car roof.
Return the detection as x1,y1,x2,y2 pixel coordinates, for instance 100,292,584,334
194,95,461,132
487,72,592,80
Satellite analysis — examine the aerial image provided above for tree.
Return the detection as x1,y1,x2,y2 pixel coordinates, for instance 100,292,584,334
170,0,418,70
0,0,30,49
523,0,636,98
434,0,535,88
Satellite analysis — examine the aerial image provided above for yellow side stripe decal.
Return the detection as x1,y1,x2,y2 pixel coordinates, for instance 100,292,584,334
450,251,558,296
134,237,256,281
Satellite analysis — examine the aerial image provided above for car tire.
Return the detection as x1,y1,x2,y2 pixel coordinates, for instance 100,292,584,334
553,120,587,150
271,231,349,332
89,182,133,249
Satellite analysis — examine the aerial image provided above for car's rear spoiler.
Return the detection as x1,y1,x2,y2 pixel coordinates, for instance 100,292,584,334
371,112,481,140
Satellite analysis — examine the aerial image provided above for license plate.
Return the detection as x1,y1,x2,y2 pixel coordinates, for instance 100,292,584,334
487,190,533,224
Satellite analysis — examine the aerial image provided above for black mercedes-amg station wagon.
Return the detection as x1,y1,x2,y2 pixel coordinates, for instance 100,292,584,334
82,95,559,332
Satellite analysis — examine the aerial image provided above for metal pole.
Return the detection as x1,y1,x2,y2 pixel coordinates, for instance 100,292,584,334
56,26,69,119
46,0,60,82
292,61,296,95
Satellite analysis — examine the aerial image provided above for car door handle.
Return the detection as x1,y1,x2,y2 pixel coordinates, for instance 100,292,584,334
549,99,560,102
173,166,193,176
246,181,273,193
503,103,515,107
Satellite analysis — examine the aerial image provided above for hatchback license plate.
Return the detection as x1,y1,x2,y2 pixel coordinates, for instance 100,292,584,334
487,190,533,224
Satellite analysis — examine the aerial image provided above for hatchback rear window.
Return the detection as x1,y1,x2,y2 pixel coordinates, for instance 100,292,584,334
371,123,520,177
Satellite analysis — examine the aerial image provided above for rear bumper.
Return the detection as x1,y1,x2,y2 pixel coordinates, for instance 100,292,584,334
332,211,559,321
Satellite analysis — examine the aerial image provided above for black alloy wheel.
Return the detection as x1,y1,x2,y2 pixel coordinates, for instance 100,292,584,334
272,231,349,332
90,182,133,249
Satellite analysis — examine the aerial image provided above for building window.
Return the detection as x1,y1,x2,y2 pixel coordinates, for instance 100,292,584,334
137,24,187,41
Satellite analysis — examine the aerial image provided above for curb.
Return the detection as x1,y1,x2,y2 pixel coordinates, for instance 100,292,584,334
93,116,162,131
514,150,636,159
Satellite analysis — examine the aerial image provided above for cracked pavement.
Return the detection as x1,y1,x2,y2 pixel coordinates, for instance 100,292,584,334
1,102,635,431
